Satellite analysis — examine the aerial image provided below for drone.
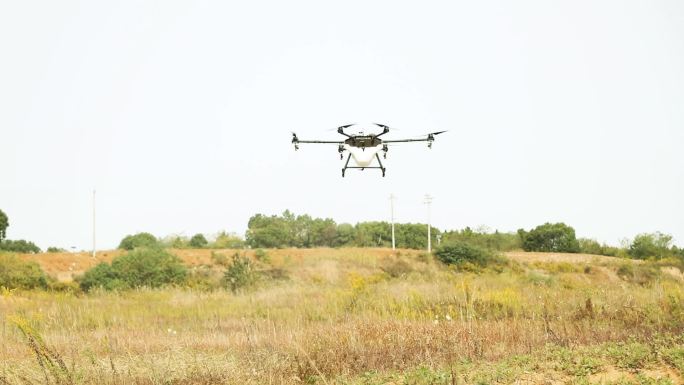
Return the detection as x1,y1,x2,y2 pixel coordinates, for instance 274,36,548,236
292,123,446,177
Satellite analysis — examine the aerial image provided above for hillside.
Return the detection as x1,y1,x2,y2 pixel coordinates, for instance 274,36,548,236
3,248,684,384
20,247,631,282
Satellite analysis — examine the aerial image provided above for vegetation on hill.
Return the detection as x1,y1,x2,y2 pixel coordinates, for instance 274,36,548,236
0,253,48,289
2,248,684,384
246,210,441,248
0,239,41,254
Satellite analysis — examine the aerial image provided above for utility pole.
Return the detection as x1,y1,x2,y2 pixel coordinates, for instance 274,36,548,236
389,194,396,250
92,189,96,258
424,194,433,253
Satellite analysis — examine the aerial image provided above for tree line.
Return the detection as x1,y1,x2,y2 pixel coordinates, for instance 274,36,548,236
2,207,683,261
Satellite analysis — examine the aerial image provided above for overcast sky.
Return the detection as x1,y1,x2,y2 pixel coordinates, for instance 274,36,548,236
1,0,683,250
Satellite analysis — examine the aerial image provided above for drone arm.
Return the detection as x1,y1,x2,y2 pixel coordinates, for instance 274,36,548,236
382,138,429,143
296,140,345,144
374,127,391,139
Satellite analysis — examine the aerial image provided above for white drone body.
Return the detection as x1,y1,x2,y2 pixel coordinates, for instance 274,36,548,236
345,144,383,168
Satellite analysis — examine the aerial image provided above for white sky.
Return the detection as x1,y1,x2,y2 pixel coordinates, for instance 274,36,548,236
1,0,683,250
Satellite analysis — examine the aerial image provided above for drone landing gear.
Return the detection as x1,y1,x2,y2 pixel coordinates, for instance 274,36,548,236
375,153,386,177
342,153,352,178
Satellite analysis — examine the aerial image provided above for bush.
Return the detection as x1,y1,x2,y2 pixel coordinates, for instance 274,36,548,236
380,257,414,278
189,233,208,248
616,262,661,286
0,253,48,289
254,248,270,263
185,266,222,291
211,231,245,249
518,223,580,253
78,248,187,291
223,253,257,293
434,242,504,269
78,263,126,291
46,247,66,253
118,232,158,250
0,240,41,254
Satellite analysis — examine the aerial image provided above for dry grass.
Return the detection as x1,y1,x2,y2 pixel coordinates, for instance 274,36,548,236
3,248,684,384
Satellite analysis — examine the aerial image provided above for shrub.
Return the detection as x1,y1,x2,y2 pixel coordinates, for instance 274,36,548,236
118,232,158,250
160,235,189,249
517,223,580,253
78,248,187,291
78,263,126,291
0,253,48,289
46,247,66,253
0,239,41,254
223,253,257,293
380,257,414,278
211,231,245,249
112,248,187,288
211,251,230,267
185,266,222,291
434,242,504,269
189,233,208,248
616,262,661,286
254,248,270,263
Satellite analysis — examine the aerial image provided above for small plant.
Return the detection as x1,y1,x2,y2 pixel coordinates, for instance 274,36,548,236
9,315,74,385
380,257,414,278
254,248,270,263
211,251,230,267
223,253,257,293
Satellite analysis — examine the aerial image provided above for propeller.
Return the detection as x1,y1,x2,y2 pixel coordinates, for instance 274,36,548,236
373,123,403,131
428,130,447,136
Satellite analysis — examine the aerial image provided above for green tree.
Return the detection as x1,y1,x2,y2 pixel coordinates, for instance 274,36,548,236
0,209,8,241
246,213,291,248
335,223,355,246
189,233,209,248
0,240,41,254
628,232,673,260
517,222,580,253
118,232,158,250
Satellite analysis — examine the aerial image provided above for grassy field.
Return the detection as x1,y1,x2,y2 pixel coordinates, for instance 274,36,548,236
2,248,684,384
